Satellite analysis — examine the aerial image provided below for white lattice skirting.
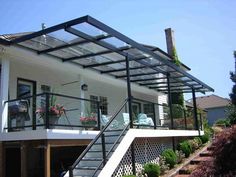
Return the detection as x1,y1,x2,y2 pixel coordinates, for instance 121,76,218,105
113,137,173,177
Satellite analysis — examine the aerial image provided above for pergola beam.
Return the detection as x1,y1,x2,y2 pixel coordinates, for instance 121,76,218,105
83,47,160,68
101,63,165,74
39,34,112,54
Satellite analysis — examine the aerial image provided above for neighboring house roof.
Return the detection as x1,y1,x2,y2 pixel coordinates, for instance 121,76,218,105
195,94,230,109
0,32,33,41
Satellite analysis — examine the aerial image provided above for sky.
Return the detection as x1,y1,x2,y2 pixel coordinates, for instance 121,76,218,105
0,0,235,99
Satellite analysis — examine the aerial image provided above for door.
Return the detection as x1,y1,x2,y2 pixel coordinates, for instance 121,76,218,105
17,78,36,129
132,101,141,120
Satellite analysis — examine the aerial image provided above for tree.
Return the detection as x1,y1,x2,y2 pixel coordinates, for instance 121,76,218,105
171,47,184,106
228,50,236,124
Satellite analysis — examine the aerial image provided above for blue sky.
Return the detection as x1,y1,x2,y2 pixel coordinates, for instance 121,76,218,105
0,0,235,99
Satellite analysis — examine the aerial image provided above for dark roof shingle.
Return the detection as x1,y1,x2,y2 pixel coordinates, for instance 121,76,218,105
195,94,230,109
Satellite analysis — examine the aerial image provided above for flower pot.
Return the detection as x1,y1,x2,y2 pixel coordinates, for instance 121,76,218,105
48,115,59,128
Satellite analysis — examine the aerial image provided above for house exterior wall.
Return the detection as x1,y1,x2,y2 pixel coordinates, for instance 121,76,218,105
206,106,228,126
0,45,162,131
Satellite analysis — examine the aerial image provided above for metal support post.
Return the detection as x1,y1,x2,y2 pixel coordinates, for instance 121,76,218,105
167,73,174,129
97,101,101,130
167,73,175,150
101,133,107,166
192,88,199,130
126,55,136,175
45,93,50,129
184,109,187,130
125,56,133,128
152,103,157,129
131,142,136,175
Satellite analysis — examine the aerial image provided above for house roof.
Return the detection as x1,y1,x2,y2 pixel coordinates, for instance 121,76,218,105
0,15,214,94
195,94,230,109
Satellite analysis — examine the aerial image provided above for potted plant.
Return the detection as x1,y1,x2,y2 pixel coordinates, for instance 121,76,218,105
36,94,65,127
80,106,97,129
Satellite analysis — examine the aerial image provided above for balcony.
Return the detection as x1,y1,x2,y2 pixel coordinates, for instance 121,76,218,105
4,92,203,132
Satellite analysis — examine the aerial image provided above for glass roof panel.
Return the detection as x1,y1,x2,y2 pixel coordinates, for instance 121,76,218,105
19,37,51,51
48,29,79,43
101,53,124,61
72,22,106,37
78,42,107,53
101,37,126,48
48,49,78,58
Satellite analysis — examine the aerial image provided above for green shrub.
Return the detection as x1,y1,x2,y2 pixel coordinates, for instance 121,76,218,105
175,150,185,164
159,156,169,175
172,104,184,118
178,140,192,158
189,139,199,152
161,149,177,168
215,118,230,127
122,175,136,177
143,163,160,177
200,133,210,144
194,137,202,147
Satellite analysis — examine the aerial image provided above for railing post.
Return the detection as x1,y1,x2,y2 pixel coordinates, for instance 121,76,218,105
97,101,101,130
192,88,199,130
184,109,187,130
69,166,73,177
131,142,136,175
199,113,203,131
125,55,133,128
32,95,36,130
153,103,157,129
167,73,174,129
101,133,106,166
125,55,136,175
167,73,176,150
45,93,50,129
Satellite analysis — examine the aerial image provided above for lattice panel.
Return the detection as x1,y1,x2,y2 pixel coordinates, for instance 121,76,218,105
113,137,172,177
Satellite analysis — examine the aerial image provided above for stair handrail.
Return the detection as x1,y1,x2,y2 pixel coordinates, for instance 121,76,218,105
69,98,128,176
92,122,130,176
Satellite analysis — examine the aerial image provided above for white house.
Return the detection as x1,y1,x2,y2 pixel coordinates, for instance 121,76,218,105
0,15,213,177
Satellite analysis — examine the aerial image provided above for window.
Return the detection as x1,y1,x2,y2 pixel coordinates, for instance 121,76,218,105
100,96,108,115
143,103,154,118
90,95,108,115
90,95,98,114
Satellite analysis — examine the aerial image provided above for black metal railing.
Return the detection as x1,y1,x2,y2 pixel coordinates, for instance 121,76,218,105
68,98,129,177
5,92,101,131
131,98,203,131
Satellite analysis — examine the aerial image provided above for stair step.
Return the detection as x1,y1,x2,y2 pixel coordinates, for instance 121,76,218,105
179,164,198,174
82,158,103,161
200,151,212,157
104,134,123,137
75,167,99,170
175,175,190,177
190,157,213,164
89,149,114,153
95,142,118,145
207,146,216,151
105,129,124,132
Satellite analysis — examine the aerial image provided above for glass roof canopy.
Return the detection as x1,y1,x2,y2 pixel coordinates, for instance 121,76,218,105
6,15,214,94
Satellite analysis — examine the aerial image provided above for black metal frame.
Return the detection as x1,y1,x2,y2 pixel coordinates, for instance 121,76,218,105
2,15,213,94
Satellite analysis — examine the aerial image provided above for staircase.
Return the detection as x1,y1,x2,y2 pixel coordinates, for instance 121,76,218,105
66,99,129,177
174,144,214,177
